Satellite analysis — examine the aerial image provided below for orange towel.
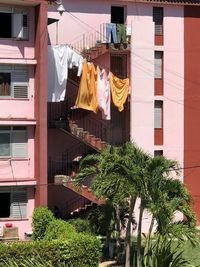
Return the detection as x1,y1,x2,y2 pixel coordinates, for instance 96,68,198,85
110,72,129,112
75,59,98,112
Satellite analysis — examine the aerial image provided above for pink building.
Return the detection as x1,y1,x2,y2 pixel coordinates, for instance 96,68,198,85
47,0,200,229
0,0,48,240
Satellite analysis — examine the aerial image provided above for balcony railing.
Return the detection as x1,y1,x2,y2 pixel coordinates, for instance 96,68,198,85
69,23,131,54
48,141,96,179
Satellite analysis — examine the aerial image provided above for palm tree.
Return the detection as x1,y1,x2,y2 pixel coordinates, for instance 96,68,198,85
74,142,196,267
75,144,139,266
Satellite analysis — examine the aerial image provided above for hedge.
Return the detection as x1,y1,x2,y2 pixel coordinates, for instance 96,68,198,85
0,234,102,267
32,207,54,240
44,219,77,241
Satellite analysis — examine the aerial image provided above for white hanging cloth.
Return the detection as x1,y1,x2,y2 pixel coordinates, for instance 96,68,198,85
97,66,111,120
48,45,83,102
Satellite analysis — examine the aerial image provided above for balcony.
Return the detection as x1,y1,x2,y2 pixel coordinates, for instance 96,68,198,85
69,23,131,59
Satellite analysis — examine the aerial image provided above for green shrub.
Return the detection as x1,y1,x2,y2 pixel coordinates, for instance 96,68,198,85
68,218,92,234
32,207,54,240
0,234,102,267
44,219,76,241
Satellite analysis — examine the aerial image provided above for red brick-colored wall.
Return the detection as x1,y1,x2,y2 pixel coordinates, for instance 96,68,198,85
184,6,200,224
34,1,48,207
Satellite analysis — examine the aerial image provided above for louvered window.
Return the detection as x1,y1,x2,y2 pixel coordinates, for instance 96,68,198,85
0,189,27,219
0,64,28,98
154,101,163,129
12,9,29,40
0,7,29,39
154,51,163,79
0,126,27,158
11,190,27,218
153,7,163,36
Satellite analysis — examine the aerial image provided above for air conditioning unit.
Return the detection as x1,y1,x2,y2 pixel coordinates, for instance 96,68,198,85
0,226,4,237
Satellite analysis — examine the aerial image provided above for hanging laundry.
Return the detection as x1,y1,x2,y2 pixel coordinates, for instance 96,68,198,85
75,59,98,112
106,23,118,44
70,50,84,77
110,72,129,112
117,24,127,44
48,45,83,102
97,66,111,120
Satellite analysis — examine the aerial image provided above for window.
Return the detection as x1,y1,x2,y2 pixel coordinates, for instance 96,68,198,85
153,7,163,36
154,51,163,79
110,54,127,79
0,189,27,218
0,7,28,39
0,65,28,98
154,150,163,156
154,101,163,128
111,6,124,24
0,126,28,158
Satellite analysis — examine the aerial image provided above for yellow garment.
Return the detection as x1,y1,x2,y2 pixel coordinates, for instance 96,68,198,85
75,59,98,112
110,72,129,112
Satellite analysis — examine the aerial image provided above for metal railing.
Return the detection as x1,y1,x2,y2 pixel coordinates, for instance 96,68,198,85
69,23,131,54
48,141,96,178
66,196,91,215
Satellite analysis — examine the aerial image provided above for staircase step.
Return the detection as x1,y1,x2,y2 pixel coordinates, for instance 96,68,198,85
100,141,107,150
90,135,97,147
66,181,105,205
69,122,78,134
84,132,90,142
76,127,84,138
95,138,102,150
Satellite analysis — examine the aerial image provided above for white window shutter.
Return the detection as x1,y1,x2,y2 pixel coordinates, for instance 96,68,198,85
12,131,27,158
155,52,162,79
11,191,27,218
12,13,23,39
12,10,28,39
154,101,163,128
13,66,28,98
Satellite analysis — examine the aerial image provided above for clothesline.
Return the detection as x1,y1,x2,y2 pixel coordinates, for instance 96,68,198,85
48,44,130,121
67,43,111,74
75,59,129,120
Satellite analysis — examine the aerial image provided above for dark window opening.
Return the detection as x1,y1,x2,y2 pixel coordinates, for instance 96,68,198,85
0,13,12,38
0,73,11,96
111,6,124,24
153,7,163,36
23,14,27,27
0,193,10,218
154,150,163,156
110,54,127,79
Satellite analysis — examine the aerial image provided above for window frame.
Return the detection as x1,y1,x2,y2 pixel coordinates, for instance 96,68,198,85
0,188,27,219
153,7,163,36
0,65,29,99
154,150,163,156
154,51,163,80
154,100,163,129
0,126,28,159
0,7,29,40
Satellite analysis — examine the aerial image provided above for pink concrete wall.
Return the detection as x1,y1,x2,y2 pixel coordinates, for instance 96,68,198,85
0,65,35,120
48,1,185,233
48,0,110,45
130,5,154,153
0,6,35,59
0,187,34,240
162,6,184,181
0,126,35,181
